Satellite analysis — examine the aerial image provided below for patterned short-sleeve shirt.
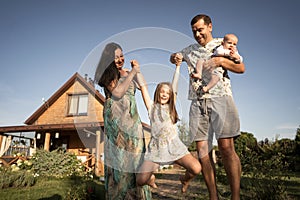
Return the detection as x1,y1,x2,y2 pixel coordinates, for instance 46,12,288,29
180,38,233,100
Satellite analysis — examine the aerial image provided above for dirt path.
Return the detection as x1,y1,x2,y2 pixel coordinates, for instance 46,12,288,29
151,166,210,200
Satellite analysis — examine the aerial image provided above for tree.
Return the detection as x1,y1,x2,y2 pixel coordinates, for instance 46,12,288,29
295,126,300,171
234,132,262,173
177,120,193,149
295,126,300,151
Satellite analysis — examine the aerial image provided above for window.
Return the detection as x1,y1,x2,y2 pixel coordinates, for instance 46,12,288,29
67,94,88,116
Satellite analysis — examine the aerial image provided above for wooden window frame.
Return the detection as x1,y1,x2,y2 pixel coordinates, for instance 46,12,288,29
67,93,89,116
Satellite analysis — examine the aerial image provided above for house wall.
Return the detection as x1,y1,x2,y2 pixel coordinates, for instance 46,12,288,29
20,74,150,176
35,81,104,125
31,79,105,176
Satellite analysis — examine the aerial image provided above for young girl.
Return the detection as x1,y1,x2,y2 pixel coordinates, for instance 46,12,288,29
135,63,201,193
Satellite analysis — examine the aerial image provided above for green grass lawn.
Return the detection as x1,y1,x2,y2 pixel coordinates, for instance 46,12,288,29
0,172,299,200
216,171,300,199
0,177,105,200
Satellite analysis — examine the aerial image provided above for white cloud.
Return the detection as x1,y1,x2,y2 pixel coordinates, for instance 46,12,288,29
275,123,298,130
274,131,297,140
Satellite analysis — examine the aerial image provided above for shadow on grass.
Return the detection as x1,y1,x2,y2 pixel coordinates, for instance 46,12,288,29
216,172,300,199
0,175,106,200
1,171,299,200
38,194,62,200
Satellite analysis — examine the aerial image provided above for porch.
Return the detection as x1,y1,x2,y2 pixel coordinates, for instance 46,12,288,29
0,122,105,176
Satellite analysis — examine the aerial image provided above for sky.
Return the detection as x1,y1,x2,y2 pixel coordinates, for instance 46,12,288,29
0,0,300,142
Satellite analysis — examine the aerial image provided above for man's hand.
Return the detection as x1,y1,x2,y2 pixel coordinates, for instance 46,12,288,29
205,56,245,73
170,53,183,66
202,57,221,72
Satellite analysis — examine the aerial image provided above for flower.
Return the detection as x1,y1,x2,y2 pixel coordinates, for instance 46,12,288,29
12,166,20,172
27,161,32,166
17,159,23,165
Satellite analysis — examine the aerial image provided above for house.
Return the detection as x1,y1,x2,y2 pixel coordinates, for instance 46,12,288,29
0,72,151,176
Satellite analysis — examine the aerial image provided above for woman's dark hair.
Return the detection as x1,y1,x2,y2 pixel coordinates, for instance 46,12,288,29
94,42,122,84
190,14,212,26
98,61,120,99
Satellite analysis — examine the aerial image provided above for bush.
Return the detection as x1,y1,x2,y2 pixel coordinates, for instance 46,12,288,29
0,149,102,199
234,132,290,199
31,148,86,178
0,148,89,190
0,168,36,189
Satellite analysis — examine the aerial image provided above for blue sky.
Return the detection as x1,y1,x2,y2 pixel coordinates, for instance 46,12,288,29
0,0,299,142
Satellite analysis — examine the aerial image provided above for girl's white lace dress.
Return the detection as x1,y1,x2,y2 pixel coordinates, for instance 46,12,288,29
144,103,189,164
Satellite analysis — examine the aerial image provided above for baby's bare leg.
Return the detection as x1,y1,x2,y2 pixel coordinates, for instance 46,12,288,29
193,59,205,79
203,74,220,93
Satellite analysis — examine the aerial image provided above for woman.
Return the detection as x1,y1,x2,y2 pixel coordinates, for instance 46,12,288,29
94,42,151,199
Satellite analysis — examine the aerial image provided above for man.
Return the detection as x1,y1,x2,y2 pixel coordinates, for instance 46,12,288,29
170,14,245,200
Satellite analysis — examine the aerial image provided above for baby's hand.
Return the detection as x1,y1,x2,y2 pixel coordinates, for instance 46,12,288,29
228,46,237,52
230,51,240,61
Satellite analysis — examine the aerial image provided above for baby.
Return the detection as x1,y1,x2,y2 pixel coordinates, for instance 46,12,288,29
193,33,243,93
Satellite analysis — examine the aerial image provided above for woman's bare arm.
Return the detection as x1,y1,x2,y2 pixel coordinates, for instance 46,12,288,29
109,60,140,98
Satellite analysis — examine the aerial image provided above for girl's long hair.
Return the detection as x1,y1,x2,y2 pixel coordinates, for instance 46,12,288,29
153,82,179,124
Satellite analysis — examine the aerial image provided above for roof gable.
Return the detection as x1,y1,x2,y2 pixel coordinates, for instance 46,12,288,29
25,72,105,125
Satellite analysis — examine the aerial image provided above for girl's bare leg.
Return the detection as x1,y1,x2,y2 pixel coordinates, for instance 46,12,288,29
136,161,159,188
175,153,201,193
148,174,158,189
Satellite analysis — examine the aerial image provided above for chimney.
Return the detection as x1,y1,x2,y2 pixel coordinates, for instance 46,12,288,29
88,77,94,87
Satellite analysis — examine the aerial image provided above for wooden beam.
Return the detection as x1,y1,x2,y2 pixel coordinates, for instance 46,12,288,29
0,122,104,134
95,130,104,176
44,132,51,151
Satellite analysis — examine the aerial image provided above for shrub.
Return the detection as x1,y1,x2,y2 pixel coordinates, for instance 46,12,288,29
234,132,290,199
0,168,36,189
31,148,86,178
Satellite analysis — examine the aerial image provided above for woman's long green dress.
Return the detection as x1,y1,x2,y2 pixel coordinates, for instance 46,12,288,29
103,76,152,199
